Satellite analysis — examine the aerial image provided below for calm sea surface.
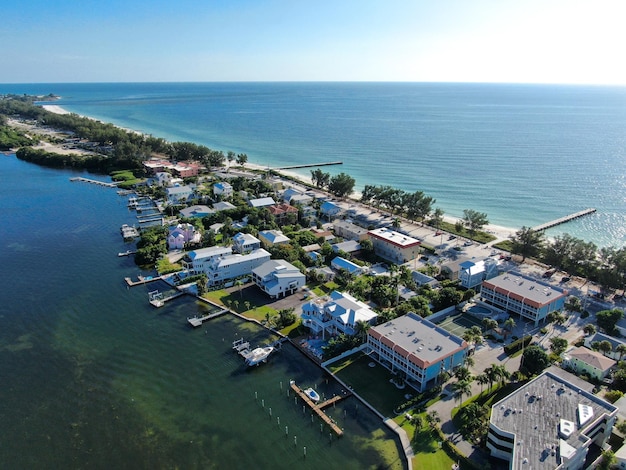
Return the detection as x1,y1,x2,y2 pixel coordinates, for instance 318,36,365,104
2,81,624,247
0,156,404,469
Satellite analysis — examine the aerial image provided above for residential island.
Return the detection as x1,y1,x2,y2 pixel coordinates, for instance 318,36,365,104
2,94,626,470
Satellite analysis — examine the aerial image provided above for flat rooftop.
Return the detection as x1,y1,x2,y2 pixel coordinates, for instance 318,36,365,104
369,313,466,367
482,273,567,307
368,228,421,248
490,371,617,470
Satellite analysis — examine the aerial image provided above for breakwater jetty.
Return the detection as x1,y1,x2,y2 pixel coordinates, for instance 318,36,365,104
531,208,596,232
70,177,118,187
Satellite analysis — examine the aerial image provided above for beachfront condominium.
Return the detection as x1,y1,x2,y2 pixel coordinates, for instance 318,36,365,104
487,370,617,470
367,228,421,264
366,313,468,392
480,273,567,327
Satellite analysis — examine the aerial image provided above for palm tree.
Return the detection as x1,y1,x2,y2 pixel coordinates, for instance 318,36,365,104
492,364,511,387
598,340,613,357
354,320,371,343
234,279,244,298
503,317,516,332
476,373,490,394
616,344,626,361
583,324,597,336
426,410,440,429
453,380,472,404
454,366,472,382
482,318,498,333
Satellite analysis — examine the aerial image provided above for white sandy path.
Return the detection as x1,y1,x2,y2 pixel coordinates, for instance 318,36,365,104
43,103,520,240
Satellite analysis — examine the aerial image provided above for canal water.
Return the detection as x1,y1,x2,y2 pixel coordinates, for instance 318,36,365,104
0,155,405,469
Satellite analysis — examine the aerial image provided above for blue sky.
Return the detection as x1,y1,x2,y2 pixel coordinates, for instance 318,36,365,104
3,0,625,84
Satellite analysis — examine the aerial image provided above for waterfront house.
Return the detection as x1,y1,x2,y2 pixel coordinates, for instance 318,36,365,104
487,369,617,470
213,181,233,198
367,228,421,264
480,272,568,326
172,161,202,177
367,312,468,392
252,259,305,299
562,346,616,381
232,233,261,254
183,246,271,288
258,229,290,248
301,291,378,339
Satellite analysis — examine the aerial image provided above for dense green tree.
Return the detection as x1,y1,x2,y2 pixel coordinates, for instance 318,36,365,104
462,209,489,235
327,172,356,198
236,153,248,166
596,308,624,335
310,169,330,189
549,337,568,355
520,345,550,376
432,286,463,310
510,226,545,262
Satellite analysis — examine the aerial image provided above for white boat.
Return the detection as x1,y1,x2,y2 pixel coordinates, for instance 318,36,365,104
244,346,274,366
304,387,320,403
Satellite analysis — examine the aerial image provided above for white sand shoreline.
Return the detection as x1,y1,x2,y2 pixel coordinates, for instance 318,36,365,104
41,103,520,241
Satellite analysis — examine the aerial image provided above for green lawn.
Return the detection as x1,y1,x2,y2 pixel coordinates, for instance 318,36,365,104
393,414,457,470
329,353,410,418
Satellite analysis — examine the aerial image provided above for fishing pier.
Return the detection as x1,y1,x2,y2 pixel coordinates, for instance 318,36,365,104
290,382,351,436
70,177,119,188
273,161,343,170
531,208,596,232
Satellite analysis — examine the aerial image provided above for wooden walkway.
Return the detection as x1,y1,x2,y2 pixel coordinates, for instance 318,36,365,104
532,208,596,231
149,290,184,308
290,382,351,436
187,309,229,327
70,177,119,188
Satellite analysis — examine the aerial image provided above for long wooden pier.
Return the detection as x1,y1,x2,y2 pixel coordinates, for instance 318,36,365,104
70,177,119,188
290,382,351,436
274,161,343,170
531,208,596,232
187,309,229,327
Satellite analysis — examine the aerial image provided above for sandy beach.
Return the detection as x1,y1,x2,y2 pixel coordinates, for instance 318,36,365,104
40,102,520,242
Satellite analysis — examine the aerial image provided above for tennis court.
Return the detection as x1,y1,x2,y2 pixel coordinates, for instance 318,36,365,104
435,312,484,338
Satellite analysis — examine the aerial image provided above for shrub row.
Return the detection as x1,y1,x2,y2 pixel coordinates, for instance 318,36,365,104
504,335,533,355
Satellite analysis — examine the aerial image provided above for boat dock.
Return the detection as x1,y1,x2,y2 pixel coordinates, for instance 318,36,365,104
290,382,350,436
124,275,161,287
274,161,343,170
148,289,184,308
531,208,596,232
120,224,139,239
118,250,137,257
70,177,119,188
187,309,229,327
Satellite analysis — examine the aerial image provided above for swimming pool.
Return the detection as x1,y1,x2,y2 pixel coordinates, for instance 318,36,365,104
467,305,492,315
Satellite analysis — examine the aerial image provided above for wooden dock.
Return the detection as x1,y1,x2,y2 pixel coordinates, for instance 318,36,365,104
290,382,350,436
149,290,184,308
70,176,119,188
124,275,161,287
187,309,229,327
531,208,596,232
274,161,343,170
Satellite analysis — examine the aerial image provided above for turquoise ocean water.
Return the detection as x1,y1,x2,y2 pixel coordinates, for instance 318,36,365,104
3,81,624,248
0,155,405,469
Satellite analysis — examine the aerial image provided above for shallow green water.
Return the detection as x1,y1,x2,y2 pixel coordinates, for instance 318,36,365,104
0,156,405,469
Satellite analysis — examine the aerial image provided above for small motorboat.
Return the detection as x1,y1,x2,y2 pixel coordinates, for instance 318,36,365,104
244,346,274,366
304,387,320,403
